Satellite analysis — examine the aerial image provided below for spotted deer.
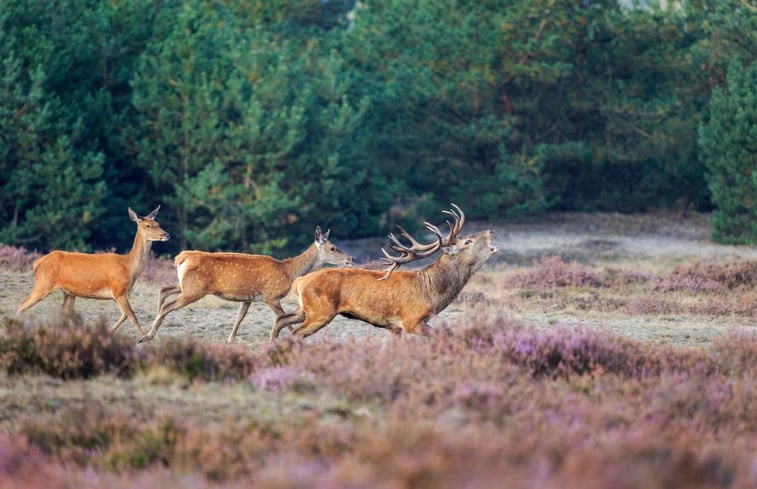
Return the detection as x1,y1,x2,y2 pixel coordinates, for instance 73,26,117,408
140,227,354,343
17,206,170,336
270,205,497,341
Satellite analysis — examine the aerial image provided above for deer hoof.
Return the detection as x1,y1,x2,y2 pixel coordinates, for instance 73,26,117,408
137,334,153,345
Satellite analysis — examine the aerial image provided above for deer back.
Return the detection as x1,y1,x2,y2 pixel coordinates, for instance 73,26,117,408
32,251,132,297
175,251,292,298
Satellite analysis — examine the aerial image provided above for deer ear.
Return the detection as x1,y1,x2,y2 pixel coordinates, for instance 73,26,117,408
315,226,323,245
146,205,161,219
128,207,139,222
322,228,330,241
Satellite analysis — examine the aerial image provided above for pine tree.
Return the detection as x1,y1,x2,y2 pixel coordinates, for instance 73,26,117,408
0,14,106,250
130,3,306,252
699,60,757,244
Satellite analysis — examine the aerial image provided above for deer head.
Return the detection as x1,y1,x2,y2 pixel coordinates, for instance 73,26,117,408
314,225,354,266
129,205,170,242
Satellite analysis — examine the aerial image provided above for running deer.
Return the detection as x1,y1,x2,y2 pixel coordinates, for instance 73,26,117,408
270,205,497,341
140,227,354,343
17,206,170,336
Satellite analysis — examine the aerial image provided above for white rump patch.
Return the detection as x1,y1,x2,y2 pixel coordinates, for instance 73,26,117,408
177,261,189,284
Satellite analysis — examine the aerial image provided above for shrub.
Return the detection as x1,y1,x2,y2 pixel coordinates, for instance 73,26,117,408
2,310,757,488
0,244,41,272
502,256,604,289
656,261,757,292
699,59,757,244
0,317,257,382
149,339,256,382
0,317,138,378
139,256,178,285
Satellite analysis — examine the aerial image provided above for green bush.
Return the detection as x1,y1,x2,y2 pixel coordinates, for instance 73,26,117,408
699,60,757,244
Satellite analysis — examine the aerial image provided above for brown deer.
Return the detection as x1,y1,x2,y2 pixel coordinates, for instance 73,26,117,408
270,205,497,341
140,227,354,343
17,206,170,336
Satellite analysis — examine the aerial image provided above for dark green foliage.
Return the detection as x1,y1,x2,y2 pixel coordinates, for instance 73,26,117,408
129,2,305,251
343,0,553,220
0,0,753,251
0,10,106,250
699,60,757,244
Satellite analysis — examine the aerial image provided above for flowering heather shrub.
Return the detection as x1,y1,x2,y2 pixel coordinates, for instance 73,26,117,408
1,311,757,488
140,256,178,285
600,266,658,285
503,255,604,288
461,322,714,379
0,244,42,272
504,256,659,291
249,365,316,393
0,434,74,487
147,339,256,382
3,313,753,385
0,317,138,378
656,260,757,292
0,317,256,381
712,329,757,376
456,291,493,306
501,257,757,317
502,255,755,294
21,403,135,465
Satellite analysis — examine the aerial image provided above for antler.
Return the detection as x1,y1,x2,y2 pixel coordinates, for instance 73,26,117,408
377,204,465,281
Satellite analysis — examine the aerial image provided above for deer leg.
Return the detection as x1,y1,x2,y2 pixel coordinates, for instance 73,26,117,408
111,314,128,333
62,293,76,318
413,321,433,336
267,299,286,317
113,295,146,337
156,285,181,314
269,308,306,342
227,301,252,344
402,310,434,335
266,299,295,333
139,292,203,344
17,283,54,314
291,313,336,338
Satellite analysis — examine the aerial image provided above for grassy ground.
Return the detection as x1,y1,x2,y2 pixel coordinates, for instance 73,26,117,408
1,212,756,488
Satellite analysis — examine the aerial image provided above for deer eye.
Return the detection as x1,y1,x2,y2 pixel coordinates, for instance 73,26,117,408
464,239,473,245
146,224,152,228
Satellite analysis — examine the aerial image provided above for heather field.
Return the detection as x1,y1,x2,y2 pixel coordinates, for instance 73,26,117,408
1,213,756,488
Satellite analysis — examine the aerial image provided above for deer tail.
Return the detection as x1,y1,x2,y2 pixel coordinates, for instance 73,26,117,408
173,251,190,268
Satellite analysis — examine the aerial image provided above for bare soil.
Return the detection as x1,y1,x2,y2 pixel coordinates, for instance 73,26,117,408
2,212,756,348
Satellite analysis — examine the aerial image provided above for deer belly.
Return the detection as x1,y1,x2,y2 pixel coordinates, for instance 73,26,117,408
216,291,264,302
61,286,113,300
340,310,396,328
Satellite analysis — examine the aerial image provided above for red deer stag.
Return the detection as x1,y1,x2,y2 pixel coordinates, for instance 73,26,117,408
270,204,497,341
139,227,354,343
17,206,170,336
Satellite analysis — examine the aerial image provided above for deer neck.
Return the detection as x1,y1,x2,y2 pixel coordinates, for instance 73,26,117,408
418,255,477,314
282,243,320,280
126,229,153,282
